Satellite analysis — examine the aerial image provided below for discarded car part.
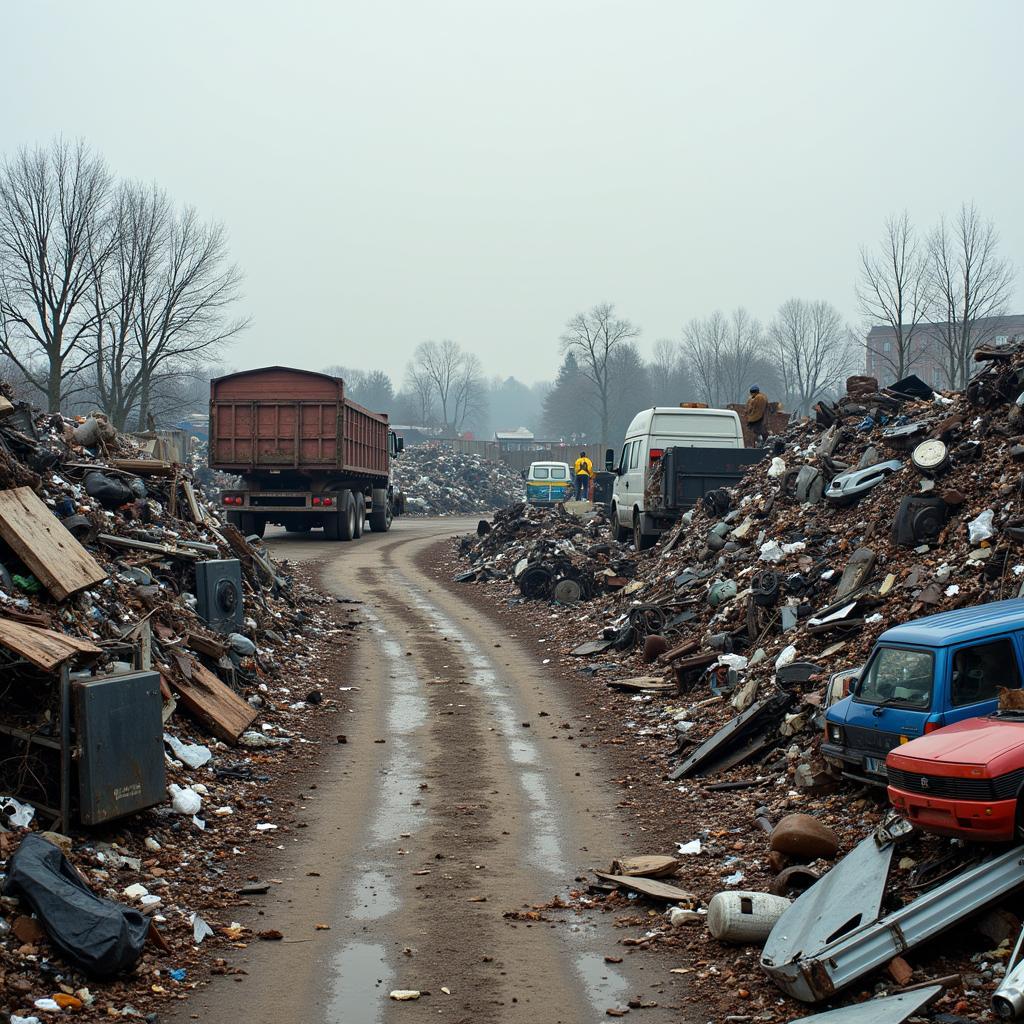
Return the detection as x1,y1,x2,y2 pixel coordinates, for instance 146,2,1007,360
4,833,151,977
60,514,99,545
761,831,1024,1002
751,569,780,607
882,422,928,449
195,559,244,634
783,985,942,1024
629,603,667,635
670,691,792,779
75,671,165,825
707,890,791,943
835,547,876,600
707,579,738,607
911,438,950,476
771,865,821,896
552,578,582,604
780,467,802,502
824,460,902,506
993,923,1024,1019
795,465,824,504
703,487,731,517
892,495,947,548
776,662,825,688
517,564,553,599
954,439,984,463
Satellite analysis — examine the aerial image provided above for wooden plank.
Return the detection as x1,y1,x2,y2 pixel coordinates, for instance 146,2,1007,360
96,534,201,560
0,487,107,601
108,459,176,477
593,871,696,903
0,395,13,417
166,656,256,744
0,617,102,671
182,480,203,524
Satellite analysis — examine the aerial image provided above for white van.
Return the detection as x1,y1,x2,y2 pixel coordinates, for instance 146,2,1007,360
607,406,762,549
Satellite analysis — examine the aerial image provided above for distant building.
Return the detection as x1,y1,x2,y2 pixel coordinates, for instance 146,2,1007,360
494,426,537,450
866,314,1024,387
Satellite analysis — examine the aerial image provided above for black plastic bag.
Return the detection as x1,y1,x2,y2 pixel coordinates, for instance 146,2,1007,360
3,834,149,977
84,471,145,508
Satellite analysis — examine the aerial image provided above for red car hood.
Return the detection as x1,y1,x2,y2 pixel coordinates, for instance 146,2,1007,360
889,717,1024,771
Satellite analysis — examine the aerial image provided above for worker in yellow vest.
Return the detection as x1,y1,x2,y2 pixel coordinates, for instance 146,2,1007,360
573,451,593,500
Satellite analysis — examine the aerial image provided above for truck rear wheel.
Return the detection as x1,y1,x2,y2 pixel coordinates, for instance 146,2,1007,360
370,488,392,532
324,490,356,541
353,493,365,538
239,512,265,539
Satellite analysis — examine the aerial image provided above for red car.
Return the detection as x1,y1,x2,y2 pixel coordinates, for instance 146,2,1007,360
886,714,1024,842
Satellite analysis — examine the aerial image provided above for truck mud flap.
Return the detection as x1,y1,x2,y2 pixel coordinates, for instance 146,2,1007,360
784,985,942,1024
762,834,1024,1002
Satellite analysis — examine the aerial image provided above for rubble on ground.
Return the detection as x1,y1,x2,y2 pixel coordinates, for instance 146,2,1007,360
391,442,524,514
0,381,352,1020
453,352,1024,1020
455,503,636,602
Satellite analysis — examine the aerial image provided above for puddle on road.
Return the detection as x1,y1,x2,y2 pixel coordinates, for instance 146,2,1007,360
573,951,630,1011
348,867,399,921
328,941,392,1024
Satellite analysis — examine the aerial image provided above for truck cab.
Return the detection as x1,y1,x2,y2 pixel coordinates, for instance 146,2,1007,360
606,406,762,550
823,600,1024,786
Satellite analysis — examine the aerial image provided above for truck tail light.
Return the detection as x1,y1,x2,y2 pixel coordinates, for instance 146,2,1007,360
649,448,664,466
312,497,322,506
322,497,333,507
222,496,243,505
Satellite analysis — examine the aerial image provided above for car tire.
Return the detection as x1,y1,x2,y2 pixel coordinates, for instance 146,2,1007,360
239,512,265,539
610,504,630,543
633,512,655,551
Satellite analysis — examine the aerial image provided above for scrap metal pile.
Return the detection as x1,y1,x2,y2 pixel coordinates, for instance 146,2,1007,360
455,348,1024,1020
0,381,345,1019
456,503,637,603
391,442,525,514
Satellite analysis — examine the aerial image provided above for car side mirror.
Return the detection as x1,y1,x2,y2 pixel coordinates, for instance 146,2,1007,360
397,437,404,452
604,448,614,471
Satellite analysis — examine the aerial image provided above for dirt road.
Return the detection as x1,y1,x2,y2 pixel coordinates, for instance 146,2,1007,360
173,517,692,1023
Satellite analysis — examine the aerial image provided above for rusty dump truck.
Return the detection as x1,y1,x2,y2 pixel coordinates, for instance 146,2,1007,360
208,365,402,539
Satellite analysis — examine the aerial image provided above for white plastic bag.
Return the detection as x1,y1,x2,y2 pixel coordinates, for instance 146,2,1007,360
163,733,212,769
168,784,202,816
767,457,786,479
775,645,797,669
759,540,784,563
968,509,995,545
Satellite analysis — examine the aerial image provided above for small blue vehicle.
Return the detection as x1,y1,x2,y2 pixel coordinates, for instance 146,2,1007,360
822,599,1024,785
525,461,574,505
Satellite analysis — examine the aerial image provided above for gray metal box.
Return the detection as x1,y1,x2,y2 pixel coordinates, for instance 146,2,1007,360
195,558,244,634
74,671,165,825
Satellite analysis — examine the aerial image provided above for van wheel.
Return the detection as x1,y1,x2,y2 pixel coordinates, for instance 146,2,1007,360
610,506,630,544
633,512,655,551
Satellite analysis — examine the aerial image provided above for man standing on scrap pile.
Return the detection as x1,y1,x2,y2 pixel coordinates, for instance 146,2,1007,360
745,385,769,444
573,450,593,500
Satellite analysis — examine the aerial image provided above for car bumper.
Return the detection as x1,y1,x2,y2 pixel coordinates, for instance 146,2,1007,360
887,787,1016,841
821,742,890,787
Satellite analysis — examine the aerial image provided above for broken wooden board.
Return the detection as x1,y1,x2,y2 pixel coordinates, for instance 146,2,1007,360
610,855,680,878
97,534,201,560
593,871,695,903
166,656,256,744
0,617,102,671
0,487,107,600
182,480,204,524
570,639,614,657
606,676,676,693
835,547,876,600
0,395,13,417
109,459,175,477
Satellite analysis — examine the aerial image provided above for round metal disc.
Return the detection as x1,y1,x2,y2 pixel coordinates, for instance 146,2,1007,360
912,438,948,473
553,578,582,604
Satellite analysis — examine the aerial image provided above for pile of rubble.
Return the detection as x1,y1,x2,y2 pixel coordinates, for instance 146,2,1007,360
391,442,524,514
454,351,1024,1019
456,504,637,603
0,382,348,1019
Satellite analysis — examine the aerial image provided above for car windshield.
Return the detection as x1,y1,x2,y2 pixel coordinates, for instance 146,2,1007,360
532,467,549,479
856,647,934,710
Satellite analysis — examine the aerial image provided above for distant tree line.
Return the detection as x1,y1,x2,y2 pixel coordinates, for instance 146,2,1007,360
0,137,246,428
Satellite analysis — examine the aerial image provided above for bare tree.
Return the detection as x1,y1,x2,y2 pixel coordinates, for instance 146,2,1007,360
406,339,485,433
857,211,930,382
403,363,437,426
928,203,1014,388
560,302,639,447
0,139,114,411
680,308,761,406
769,299,856,414
649,337,694,406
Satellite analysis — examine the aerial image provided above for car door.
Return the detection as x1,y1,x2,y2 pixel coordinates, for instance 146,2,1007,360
623,438,643,516
944,635,1020,725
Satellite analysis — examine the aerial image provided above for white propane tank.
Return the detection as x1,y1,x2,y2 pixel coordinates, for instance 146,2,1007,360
706,891,792,944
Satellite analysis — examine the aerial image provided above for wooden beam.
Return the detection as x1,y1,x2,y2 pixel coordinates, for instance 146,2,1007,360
0,617,102,671
165,655,256,744
0,487,107,600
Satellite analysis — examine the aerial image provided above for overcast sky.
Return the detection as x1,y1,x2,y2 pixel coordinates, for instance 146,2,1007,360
2,1,1020,385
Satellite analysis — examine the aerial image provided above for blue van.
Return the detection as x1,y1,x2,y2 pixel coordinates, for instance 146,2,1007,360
822,600,1024,785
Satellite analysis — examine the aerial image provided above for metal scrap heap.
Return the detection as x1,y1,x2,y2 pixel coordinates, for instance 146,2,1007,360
454,346,1024,1020
391,442,525,514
